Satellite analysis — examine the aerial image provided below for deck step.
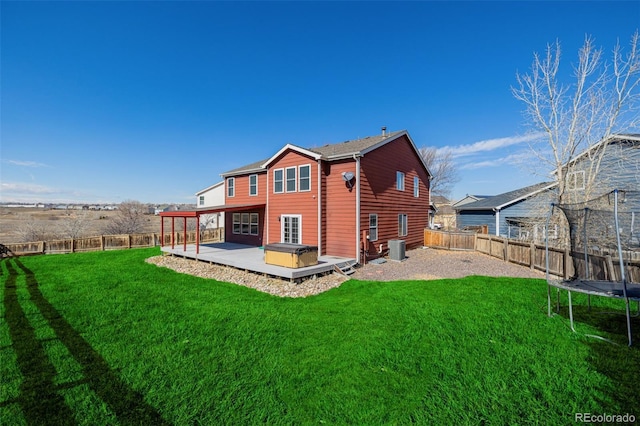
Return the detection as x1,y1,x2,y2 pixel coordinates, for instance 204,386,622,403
334,260,358,276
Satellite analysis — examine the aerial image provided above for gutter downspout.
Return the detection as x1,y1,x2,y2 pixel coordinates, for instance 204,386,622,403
493,208,500,236
317,158,322,256
266,169,270,244
355,154,361,262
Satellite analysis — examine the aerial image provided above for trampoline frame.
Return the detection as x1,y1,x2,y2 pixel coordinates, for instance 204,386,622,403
545,189,639,346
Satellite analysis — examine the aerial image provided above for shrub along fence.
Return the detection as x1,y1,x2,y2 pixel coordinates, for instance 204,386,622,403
2,228,224,256
424,229,640,279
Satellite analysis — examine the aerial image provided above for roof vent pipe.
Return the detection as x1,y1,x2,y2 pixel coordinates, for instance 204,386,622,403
381,126,387,136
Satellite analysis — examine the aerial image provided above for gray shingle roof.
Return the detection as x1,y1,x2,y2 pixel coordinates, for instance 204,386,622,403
221,130,407,176
308,130,405,158
456,182,557,211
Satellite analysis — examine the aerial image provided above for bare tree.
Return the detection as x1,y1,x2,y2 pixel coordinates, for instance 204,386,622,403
15,220,60,242
419,146,460,199
104,200,147,234
512,31,640,204
59,211,91,239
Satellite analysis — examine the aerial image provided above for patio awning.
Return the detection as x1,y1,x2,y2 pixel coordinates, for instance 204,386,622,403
159,203,266,217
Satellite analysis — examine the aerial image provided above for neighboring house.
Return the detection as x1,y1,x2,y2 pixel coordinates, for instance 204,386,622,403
195,181,225,229
430,195,456,230
558,133,640,202
169,128,432,262
452,194,489,208
455,182,557,240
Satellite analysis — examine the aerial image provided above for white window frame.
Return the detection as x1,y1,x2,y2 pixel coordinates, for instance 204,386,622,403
298,164,311,192
249,174,258,196
281,214,302,244
567,170,585,191
198,195,205,206
232,212,241,234
398,214,408,237
396,171,405,191
233,212,260,235
413,176,419,197
250,213,259,236
227,177,235,197
285,167,297,193
369,214,378,241
274,168,284,194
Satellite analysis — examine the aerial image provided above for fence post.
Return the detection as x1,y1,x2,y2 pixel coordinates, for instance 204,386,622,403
503,238,509,262
530,242,536,269
71,238,75,253
128,234,132,249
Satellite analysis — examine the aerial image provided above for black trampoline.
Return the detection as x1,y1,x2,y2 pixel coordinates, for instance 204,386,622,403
545,189,640,346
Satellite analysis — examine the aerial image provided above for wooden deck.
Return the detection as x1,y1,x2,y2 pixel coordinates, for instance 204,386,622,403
161,242,356,280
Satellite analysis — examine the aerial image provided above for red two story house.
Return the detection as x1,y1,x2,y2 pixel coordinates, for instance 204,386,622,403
214,128,431,262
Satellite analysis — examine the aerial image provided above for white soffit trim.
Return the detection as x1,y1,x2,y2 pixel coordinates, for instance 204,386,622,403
261,143,323,168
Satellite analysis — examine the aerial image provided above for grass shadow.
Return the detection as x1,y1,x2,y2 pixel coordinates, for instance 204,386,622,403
2,257,169,425
553,302,640,414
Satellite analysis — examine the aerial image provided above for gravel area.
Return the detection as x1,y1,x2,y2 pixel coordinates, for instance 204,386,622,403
146,247,545,298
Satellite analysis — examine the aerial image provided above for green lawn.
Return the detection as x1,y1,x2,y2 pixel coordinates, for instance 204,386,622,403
1,248,638,425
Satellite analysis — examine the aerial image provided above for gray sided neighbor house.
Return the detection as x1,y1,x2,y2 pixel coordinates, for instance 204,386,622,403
455,133,640,241
455,182,557,240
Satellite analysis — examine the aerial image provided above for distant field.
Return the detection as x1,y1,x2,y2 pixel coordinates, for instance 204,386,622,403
0,207,162,244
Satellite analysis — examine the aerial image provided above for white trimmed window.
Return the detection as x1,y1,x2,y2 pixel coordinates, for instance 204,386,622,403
398,214,408,237
249,174,258,196
369,214,378,241
413,176,419,197
250,213,259,235
286,167,297,192
198,195,205,206
227,177,235,197
274,169,284,193
233,212,260,235
232,213,241,234
396,171,405,191
567,171,585,191
299,164,311,192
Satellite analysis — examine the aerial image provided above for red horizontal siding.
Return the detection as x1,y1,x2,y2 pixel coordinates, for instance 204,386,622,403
266,150,319,246
359,135,430,256
325,159,357,258
225,173,267,205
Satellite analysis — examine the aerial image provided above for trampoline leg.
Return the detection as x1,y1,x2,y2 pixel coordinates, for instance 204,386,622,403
568,291,576,333
556,289,560,313
547,285,552,317
624,298,632,347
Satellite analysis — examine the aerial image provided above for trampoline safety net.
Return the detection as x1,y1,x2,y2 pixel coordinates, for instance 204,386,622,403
553,190,640,284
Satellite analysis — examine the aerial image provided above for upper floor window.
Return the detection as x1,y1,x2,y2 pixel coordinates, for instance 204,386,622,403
413,176,419,197
198,195,205,206
396,171,405,191
227,177,235,197
567,171,585,191
299,165,311,192
249,174,258,196
274,169,284,193
286,167,297,192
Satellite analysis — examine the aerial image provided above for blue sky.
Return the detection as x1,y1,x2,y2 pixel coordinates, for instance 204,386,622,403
2,1,639,204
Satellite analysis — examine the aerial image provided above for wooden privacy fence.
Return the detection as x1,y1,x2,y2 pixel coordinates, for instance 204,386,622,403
424,229,640,280
2,228,224,256
423,229,476,251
